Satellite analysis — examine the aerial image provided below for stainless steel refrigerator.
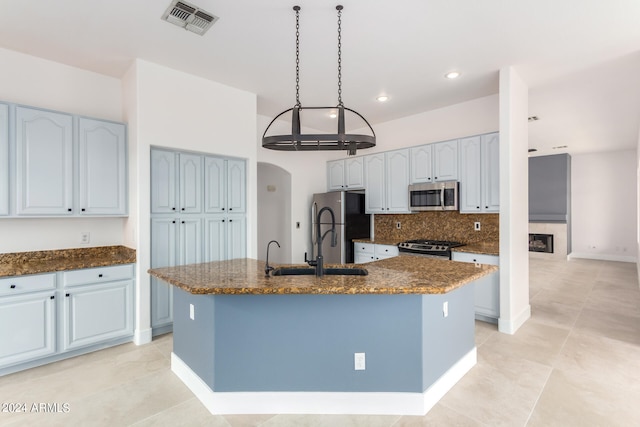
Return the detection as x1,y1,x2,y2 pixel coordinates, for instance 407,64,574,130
311,191,371,264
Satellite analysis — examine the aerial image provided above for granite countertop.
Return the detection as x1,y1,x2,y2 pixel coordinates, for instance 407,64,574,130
453,242,499,256
148,255,498,296
352,238,403,246
0,246,136,278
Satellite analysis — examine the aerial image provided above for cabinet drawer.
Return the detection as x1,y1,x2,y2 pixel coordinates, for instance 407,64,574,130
355,243,374,254
452,252,499,266
0,274,56,297
63,264,134,287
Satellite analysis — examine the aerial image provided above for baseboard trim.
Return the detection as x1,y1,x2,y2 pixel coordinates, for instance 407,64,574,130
171,347,476,415
568,252,637,263
498,304,531,335
134,328,152,345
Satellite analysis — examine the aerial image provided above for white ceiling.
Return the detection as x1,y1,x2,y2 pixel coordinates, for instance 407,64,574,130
1,0,639,155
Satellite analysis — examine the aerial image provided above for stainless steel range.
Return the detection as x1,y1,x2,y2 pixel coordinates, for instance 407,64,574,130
397,239,465,259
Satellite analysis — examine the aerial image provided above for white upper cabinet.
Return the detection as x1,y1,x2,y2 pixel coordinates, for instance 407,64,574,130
481,133,500,212
432,139,458,181
151,149,178,214
410,144,433,184
364,149,410,214
0,103,8,216
327,157,364,191
459,132,499,213
179,153,203,214
78,118,127,215
205,156,246,214
16,107,74,215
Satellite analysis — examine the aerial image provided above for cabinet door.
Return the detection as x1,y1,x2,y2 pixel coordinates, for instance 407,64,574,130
151,149,177,214
0,292,56,368
345,157,364,189
459,136,482,213
0,103,8,216
78,118,127,215
227,159,246,214
364,154,386,213
385,149,410,213
410,145,433,183
16,107,73,215
433,140,458,181
179,153,203,214
227,215,247,260
179,218,202,266
482,133,500,212
204,216,226,262
374,244,399,260
204,156,226,213
452,252,499,320
151,218,178,328
327,160,345,191
62,280,133,351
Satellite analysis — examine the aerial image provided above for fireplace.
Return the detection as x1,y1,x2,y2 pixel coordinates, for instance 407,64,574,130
529,233,554,253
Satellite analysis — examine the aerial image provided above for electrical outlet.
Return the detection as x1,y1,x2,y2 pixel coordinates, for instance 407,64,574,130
396,221,401,230
354,352,366,370
474,222,481,231
443,301,449,318
190,303,195,320
80,232,90,244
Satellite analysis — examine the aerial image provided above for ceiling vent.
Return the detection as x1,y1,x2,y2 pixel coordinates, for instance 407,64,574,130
161,0,218,36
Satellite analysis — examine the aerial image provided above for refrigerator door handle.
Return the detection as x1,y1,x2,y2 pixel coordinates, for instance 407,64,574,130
311,201,318,248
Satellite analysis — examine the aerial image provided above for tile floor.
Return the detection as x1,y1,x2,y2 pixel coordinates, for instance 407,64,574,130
1,257,639,426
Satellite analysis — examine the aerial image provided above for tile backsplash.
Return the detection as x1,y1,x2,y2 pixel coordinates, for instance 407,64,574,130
374,212,499,244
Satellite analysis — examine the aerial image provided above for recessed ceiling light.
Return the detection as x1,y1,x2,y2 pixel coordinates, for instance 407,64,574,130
376,95,389,102
329,112,337,119
444,71,461,79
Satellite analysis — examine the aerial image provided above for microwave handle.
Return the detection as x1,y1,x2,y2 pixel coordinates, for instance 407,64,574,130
440,185,445,210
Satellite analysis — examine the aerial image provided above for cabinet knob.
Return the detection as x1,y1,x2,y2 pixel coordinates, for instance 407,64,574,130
98,274,103,278
81,208,86,212
229,219,233,222
222,208,225,211
10,284,16,289
181,208,185,211
50,295,55,300
172,207,176,211
172,220,176,224
222,219,225,222
181,221,185,224
435,177,438,180
67,208,72,212
65,293,70,297
477,206,480,209
229,208,233,211
485,206,488,209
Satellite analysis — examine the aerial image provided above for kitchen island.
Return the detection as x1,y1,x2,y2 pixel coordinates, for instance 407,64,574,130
148,256,497,415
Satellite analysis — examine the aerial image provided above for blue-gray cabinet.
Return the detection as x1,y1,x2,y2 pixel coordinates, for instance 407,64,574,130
459,133,499,213
78,117,127,216
62,265,134,350
0,274,57,368
16,107,74,215
0,266,134,375
0,103,8,216
452,251,499,322
151,148,246,335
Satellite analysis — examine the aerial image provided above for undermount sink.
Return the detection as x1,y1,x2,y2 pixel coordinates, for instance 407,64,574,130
270,267,368,276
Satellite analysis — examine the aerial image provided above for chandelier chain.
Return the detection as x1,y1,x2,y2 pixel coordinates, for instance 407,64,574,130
336,6,343,106
295,6,301,108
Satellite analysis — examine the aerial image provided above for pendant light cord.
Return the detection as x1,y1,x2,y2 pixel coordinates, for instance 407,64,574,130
336,5,343,107
294,6,301,108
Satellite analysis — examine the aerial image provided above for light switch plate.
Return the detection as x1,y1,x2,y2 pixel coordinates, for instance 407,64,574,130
354,352,366,370
189,304,195,320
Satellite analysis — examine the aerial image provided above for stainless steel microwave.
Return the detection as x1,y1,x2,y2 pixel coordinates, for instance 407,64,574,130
408,181,459,211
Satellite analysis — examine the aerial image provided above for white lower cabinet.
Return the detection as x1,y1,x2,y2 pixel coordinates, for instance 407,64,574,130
354,243,399,263
0,266,134,374
451,252,499,322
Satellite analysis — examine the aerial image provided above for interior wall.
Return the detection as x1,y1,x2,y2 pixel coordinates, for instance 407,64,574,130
126,59,258,344
257,162,292,264
0,47,125,253
570,149,637,262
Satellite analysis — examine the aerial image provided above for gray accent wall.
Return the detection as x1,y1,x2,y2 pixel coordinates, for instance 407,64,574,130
529,154,571,223
173,283,475,393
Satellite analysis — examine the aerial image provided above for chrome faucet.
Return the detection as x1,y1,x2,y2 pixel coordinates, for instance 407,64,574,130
308,206,337,277
265,240,280,276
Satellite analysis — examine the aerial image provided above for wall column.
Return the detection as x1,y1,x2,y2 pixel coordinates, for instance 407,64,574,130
498,67,531,334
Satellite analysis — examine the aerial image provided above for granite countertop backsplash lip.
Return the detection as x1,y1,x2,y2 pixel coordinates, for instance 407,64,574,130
352,238,403,246
148,256,498,296
0,246,136,278
452,242,499,256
